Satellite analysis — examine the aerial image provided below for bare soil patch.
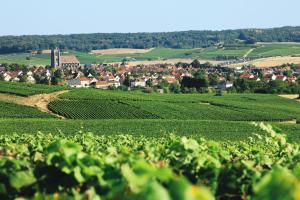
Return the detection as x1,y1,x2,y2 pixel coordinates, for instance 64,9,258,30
279,94,299,99
231,56,300,68
90,48,153,55
110,58,222,66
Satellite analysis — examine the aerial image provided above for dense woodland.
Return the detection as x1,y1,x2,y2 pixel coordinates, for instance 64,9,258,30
0,26,300,53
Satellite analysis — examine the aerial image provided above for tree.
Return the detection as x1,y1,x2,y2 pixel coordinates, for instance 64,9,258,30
51,69,64,85
169,83,181,93
146,79,153,87
191,59,201,68
19,75,28,83
0,73,4,81
181,77,208,89
209,74,219,86
283,70,292,78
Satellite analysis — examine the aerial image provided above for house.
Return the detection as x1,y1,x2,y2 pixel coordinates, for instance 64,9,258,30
108,81,121,88
240,74,254,79
217,81,233,90
287,77,297,83
131,79,146,87
7,71,22,82
163,76,178,84
275,75,287,81
2,72,11,81
67,78,82,88
79,77,90,87
96,81,109,89
264,74,276,82
27,75,36,83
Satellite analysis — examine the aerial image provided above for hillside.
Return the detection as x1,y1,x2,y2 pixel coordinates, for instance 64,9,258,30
2,43,300,65
0,26,300,54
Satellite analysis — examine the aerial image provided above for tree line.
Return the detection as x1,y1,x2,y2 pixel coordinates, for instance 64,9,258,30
0,26,300,53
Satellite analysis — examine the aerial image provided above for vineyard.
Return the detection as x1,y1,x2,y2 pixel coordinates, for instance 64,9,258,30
0,81,66,97
0,123,300,199
48,100,159,119
50,89,300,121
0,101,54,118
1,86,300,199
0,118,300,142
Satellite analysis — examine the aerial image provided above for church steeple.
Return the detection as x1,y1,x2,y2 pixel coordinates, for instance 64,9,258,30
51,48,61,68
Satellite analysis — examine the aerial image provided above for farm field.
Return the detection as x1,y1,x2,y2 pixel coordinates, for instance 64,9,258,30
0,81,66,97
1,84,300,199
1,43,300,65
0,101,54,118
51,89,300,121
248,43,300,58
0,118,299,142
90,48,154,54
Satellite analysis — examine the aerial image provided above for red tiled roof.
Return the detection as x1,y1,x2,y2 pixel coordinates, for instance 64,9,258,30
96,81,109,85
60,55,79,63
276,75,286,80
79,77,90,81
240,74,251,79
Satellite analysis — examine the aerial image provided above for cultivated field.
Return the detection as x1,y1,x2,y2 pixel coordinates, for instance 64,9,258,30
1,81,300,199
1,43,300,66
90,48,153,55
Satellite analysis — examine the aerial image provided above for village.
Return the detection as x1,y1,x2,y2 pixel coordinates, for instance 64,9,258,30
0,49,300,93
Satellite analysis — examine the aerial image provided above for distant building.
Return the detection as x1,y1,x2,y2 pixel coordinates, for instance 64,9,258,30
217,81,233,90
51,48,80,71
51,48,61,68
131,79,146,87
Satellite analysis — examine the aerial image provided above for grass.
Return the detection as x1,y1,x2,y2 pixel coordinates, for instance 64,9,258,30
2,43,300,65
0,53,50,65
249,44,300,58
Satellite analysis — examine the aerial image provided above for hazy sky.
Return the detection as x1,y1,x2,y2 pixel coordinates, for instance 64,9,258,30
1,0,299,35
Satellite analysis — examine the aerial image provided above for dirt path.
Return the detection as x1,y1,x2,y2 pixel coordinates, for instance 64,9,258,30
279,94,300,102
243,48,255,58
0,90,68,118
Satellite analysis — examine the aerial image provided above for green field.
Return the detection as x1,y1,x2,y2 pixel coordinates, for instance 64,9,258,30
1,83,300,199
249,43,300,57
0,118,299,142
49,89,300,121
0,101,54,118
0,81,66,96
1,43,300,65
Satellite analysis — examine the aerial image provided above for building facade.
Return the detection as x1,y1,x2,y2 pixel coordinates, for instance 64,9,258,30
51,48,80,71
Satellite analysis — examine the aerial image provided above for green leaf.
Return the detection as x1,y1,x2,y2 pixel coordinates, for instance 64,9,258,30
9,171,36,190
74,166,85,183
137,181,171,200
0,183,6,194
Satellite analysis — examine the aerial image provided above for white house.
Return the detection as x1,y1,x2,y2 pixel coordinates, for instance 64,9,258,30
131,79,146,87
108,80,121,88
27,75,36,83
96,81,109,89
79,77,90,87
217,81,233,90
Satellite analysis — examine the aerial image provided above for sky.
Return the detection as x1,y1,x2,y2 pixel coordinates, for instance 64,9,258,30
1,0,300,36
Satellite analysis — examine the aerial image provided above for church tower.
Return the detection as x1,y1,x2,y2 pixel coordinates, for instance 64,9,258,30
51,48,61,68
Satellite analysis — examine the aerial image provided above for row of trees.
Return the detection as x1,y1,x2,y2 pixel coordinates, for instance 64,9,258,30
0,27,300,53
232,78,300,94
